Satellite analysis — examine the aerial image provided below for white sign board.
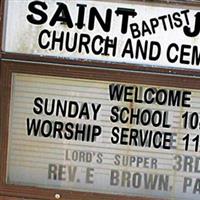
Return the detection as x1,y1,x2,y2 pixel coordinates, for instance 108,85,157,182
7,73,200,199
3,0,200,69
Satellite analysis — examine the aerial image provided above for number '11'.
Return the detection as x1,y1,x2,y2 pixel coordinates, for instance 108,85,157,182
182,134,199,152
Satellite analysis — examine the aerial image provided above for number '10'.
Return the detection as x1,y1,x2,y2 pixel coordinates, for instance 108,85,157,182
182,112,200,129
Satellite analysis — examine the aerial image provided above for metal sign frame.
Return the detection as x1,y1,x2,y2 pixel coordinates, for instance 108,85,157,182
1,0,200,199
1,59,200,200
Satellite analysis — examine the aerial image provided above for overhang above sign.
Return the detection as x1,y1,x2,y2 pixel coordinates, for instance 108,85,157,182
3,0,200,69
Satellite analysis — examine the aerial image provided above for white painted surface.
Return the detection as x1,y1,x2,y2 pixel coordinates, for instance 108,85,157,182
7,73,200,199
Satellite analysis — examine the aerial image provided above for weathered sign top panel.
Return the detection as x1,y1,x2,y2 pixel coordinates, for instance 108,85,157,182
3,0,200,69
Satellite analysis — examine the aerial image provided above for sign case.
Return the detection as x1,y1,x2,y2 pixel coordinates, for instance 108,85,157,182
1,61,200,200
